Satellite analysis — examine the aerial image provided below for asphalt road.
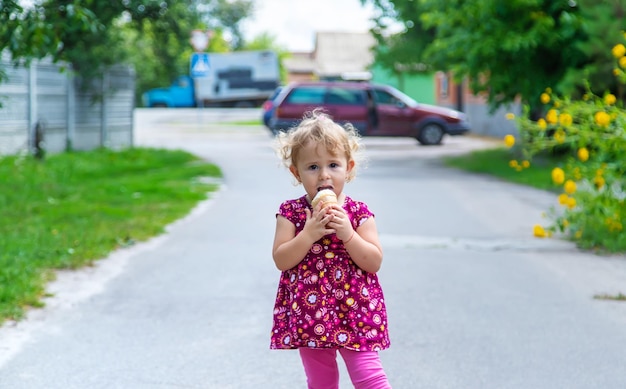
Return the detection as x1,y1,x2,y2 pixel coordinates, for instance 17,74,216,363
1,108,625,388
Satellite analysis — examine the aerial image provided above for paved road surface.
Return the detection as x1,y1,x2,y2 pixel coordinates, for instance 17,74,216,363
1,108,625,388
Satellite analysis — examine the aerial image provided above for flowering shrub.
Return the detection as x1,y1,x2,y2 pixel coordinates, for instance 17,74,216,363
507,41,626,253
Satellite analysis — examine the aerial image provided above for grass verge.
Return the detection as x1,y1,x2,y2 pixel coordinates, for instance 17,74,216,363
442,147,562,192
222,119,263,126
594,293,626,301
0,147,221,324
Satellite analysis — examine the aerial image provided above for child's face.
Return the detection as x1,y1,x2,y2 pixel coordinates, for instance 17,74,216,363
290,141,354,202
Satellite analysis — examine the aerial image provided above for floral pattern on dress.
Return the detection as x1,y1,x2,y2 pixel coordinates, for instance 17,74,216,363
270,195,390,352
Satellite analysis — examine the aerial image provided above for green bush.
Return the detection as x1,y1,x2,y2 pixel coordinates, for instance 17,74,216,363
507,40,626,253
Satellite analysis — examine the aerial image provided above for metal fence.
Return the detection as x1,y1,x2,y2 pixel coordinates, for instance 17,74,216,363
0,55,135,156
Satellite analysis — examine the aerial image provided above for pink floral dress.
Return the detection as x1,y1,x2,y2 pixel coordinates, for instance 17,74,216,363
270,195,390,352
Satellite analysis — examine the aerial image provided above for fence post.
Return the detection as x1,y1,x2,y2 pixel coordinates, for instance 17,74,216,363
28,61,37,155
130,67,135,148
100,72,109,148
66,68,75,151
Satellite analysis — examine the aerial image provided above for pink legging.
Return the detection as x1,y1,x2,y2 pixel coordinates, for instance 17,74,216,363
299,348,392,389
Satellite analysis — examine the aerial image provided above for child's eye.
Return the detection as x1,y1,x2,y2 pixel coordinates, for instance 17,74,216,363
308,164,318,170
330,163,339,168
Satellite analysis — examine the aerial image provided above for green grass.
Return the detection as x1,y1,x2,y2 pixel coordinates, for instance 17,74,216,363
594,293,626,301
220,119,263,126
0,147,221,324
442,147,562,192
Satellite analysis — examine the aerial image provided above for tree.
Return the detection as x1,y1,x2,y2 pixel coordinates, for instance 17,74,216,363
560,0,626,100
363,0,626,115
1,0,255,105
1,0,97,81
361,0,435,77
419,0,587,114
0,0,21,82
1,1,173,82
121,0,253,104
200,0,253,50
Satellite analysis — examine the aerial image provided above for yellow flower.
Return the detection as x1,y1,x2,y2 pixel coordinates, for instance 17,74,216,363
594,176,605,189
504,134,515,148
540,93,550,104
594,111,611,127
574,230,583,239
551,167,565,185
537,118,547,130
567,197,576,209
612,43,626,58
546,109,558,124
615,68,621,76
577,147,589,162
558,193,569,205
554,129,566,144
583,93,590,101
522,160,530,168
545,87,552,94
604,94,617,105
533,224,547,238
562,219,569,228
505,112,515,120
509,160,519,168
620,56,626,69
559,112,573,127
564,179,577,194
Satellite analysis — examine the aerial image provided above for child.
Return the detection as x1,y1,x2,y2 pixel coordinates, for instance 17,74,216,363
270,110,392,388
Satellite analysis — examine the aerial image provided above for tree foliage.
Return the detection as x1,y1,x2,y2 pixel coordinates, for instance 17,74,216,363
364,0,626,113
201,0,253,50
560,0,626,99
0,0,254,100
361,0,434,76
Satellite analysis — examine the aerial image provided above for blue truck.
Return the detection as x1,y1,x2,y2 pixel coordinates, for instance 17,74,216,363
142,50,280,108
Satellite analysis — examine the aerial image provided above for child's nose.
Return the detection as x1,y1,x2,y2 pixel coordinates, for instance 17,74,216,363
319,168,331,179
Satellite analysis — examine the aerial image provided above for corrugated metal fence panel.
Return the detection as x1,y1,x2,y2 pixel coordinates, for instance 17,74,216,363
0,55,134,156
74,77,104,151
0,59,30,155
105,65,135,149
36,58,69,154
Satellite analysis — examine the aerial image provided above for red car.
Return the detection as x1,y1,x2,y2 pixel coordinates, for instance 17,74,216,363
269,81,470,145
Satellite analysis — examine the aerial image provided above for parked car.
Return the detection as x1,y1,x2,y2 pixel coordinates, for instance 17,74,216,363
268,81,470,145
262,86,283,128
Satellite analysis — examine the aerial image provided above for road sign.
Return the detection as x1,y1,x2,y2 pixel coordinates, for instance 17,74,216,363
190,53,210,78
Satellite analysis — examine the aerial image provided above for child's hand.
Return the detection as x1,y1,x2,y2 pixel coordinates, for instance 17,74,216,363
326,204,354,242
302,205,335,241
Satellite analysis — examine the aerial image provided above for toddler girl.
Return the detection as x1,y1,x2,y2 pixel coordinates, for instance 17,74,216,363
270,110,392,388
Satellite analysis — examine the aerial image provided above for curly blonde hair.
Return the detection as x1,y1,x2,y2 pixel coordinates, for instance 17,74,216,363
275,109,364,183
